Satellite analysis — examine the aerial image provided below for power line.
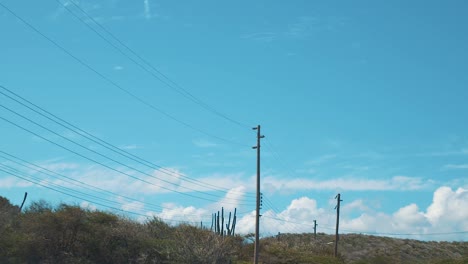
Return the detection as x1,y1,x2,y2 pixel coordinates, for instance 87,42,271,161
337,229,468,237
55,0,251,130
261,215,309,234
0,150,165,212
0,103,248,202
0,166,150,217
0,166,207,223
264,216,468,237
0,85,255,198
262,215,317,228
0,2,249,147
0,113,252,206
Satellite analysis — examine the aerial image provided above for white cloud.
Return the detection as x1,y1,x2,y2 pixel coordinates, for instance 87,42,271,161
113,65,124,71
37,162,79,172
119,144,139,150
143,0,151,19
147,203,209,225
0,176,34,188
50,0,101,21
214,186,247,212
287,16,319,37
22,162,250,199
139,185,250,228
192,139,218,148
80,201,97,211
121,200,145,212
342,199,369,214
240,32,277,42
443,164,468,170
235,186,468,241
262,175,433,193
425,187,468,228
306,154,337,165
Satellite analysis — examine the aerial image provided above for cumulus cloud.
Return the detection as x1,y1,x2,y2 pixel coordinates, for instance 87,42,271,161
214,186,247,211
235,186,468,241
425,187,468,229
80,201,97,211
140,185,249,227
146,203,209,225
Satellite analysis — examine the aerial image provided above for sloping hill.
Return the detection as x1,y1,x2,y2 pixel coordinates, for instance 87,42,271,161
1,197,466,263
261,233,468,264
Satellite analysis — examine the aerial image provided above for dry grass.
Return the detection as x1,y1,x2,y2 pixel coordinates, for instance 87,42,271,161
260,233,468,264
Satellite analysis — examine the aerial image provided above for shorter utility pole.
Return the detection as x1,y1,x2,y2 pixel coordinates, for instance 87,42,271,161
334,193,342,257
313,220,317,239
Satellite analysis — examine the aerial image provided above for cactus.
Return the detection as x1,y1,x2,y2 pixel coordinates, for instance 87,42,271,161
221,207,224,237
226,212,232,236
231,208,237,236
211,213,215,231
212,207,237,236
217,211,220,235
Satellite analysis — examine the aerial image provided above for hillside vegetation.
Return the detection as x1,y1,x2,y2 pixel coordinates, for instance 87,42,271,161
1,196,466,263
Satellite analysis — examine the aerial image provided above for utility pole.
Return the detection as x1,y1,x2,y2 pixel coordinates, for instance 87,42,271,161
252,125,264,264
313,220,317,239
334,193,342,257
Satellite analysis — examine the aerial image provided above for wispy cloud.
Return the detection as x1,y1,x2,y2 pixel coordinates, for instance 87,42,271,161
120,144,140,150
143,0,151,20
443,164,468,170
192,139,218,148
242,15,347,43
36,161,79,172
306,154,337,165
113,65,124,71
240,32,278,42
0,176,34,188
409,149,468,157
50,0,101,21
286,16,319,38
119,199,145,212
262,175,434,193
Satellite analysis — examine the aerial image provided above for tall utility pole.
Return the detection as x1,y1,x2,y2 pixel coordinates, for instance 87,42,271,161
334,193,342,257
313,220,317,239
252,125,264,264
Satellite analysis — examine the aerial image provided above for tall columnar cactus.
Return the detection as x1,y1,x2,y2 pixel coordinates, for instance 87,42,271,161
217,211,220,235
211,207,237,236
211,213,215,231
226,212,232,236
231,208,237,236
221,207,224,237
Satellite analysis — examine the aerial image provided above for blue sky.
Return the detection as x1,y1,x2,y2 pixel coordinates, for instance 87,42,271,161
0,0,467,241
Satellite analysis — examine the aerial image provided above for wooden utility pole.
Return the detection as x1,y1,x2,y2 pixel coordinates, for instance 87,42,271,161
334,193,342,257
313,219,317,239
252,125,264,264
